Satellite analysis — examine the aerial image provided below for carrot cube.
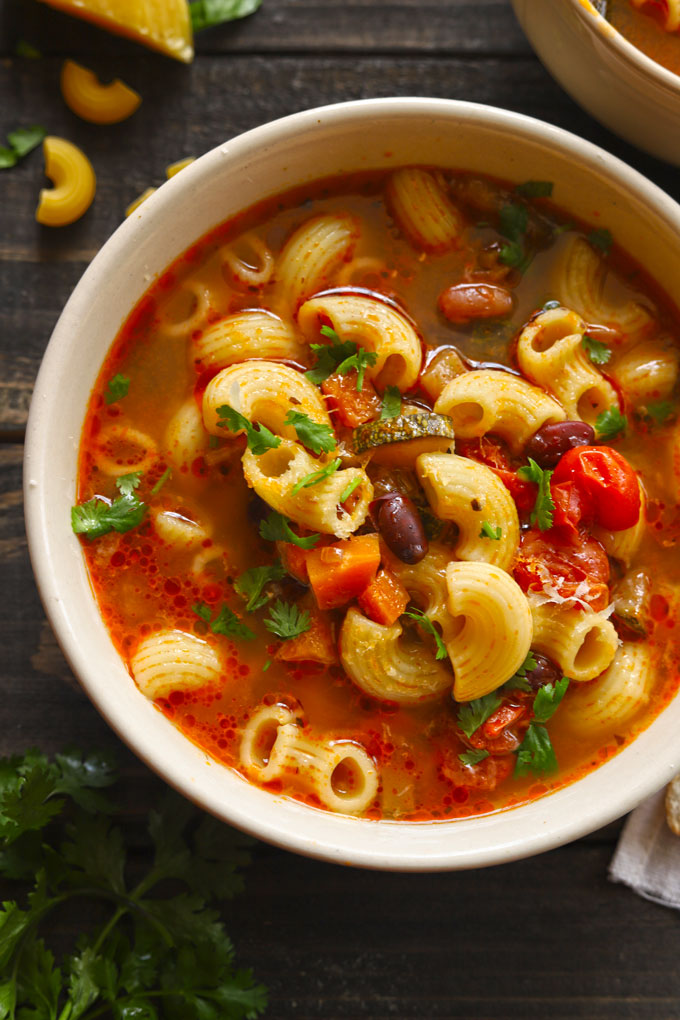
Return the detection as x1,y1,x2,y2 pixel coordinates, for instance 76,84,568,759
358,569,410,626
306,533,381,610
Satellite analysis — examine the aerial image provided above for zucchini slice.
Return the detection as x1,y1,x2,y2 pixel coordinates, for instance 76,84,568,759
353,412,455,467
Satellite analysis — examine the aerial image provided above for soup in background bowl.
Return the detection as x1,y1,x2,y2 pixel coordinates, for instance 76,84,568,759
24,99,680,870
512,0,680,166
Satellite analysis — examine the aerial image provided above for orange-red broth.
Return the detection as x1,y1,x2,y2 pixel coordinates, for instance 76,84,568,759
606,0,680,76
77,170,680,822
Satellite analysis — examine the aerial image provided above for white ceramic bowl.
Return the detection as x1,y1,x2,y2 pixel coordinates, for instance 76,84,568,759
24,98,680,870
512,0,680,166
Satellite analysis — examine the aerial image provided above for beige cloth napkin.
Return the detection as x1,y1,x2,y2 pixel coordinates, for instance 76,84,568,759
609,787,680,908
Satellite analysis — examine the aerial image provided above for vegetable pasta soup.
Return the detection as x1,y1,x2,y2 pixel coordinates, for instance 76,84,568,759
73,166,680,821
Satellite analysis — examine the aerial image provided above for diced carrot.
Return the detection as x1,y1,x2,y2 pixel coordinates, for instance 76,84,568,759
358,569,410,626
276,541,310,584
275,607,337,664
322,371,381,427
306,533,381,610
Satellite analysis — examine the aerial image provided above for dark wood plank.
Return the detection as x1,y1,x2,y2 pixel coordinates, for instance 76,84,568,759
3,0,530,57
2,53,680,430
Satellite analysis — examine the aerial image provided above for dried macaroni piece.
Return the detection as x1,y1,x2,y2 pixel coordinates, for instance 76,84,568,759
60,60,141,124
36,137,96,227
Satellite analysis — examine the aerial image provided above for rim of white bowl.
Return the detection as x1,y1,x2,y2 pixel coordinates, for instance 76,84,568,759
569,0,680,94
24,97,680,871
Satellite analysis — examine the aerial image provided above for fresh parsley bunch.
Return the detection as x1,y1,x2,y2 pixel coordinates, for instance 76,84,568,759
0,748,267,1019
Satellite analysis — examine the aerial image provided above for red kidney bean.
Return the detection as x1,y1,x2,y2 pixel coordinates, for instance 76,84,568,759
438,282,514,325
522,652,562,692
370,493,428,564
524,420,595,469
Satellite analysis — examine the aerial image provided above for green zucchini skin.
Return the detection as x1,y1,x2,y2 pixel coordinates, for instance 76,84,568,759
353,412,456,454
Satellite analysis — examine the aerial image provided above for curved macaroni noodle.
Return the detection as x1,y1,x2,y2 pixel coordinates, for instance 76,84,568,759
94,424,158,477
130,630,222,700
434,369,566,453
593,478,646,565
445,562,533,701
610,336,680,408
220,233,275,289
528,598,619,682
560,642,653,735
60,60,141,124
125,186,156,217
387,167,464,252
274,213,359,311
153,510,209,550
163,398,209,469
36,136,96,227
194,310,307,371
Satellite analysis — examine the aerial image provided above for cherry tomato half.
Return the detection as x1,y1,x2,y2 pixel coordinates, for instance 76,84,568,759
514,527,610,611
552,446,641,531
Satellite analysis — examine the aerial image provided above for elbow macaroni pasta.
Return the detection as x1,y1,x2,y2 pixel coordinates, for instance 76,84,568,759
434,369,566,453
386,167,464,252
163,398,209,469
560,643,653,735
131,629,222,700
416,452,520,571
593,478,646,566
298,292,423,391
60,60,141,123
610,335,680,408
36,136,96,227
516,305,618,425
528,597,619,682
240,704,378,814
219,233,275,289
194,310,307,371
445,562,533,702
94,424,158,477
274,213,359,311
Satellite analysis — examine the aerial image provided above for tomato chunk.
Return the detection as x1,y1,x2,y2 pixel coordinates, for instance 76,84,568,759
514,526,610,610
306,533,381,610
552,445,640,531
322,371,381,427
457,436,537,513
276,541,310,584
358,569,410,626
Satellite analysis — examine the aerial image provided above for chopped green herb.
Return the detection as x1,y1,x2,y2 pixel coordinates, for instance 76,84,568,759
259,510,320,549
479,521,502,540
0,124,46,169
517,458,555,530
193,600,255,641
284,410,337,454
15,39,42,58
644,399,676,427
264,599,310,641
380,385,402,420
457,692,503,739
262,658,272,671
532,677,570,723
588,227,613,256
104,373,130,404
458,748,490,766
71,474,147,540
0,747,266,1018
208,434,221,448
189,0,262,32
595,406,627,441
291,457,342,494
339,475,362,504
515,180,553,198
502,651,538,693
582,333,612,365
216,404,281,455
150,466,172,496
336,347,379,392
514,722,558,777
497,202,531,271
403,608,448,660
305,335,359,385
235,562,286,612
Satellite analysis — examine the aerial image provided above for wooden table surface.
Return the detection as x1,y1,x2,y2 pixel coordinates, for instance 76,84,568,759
3,2,680,1017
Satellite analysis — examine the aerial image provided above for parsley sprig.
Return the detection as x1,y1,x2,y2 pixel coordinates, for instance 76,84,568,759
517,458,555,530
283,410,337,454
380,385,402,420
514,677,570,777
403,607,448,660
105,373,130,404
71,472,148,540
581,334,611,365
291,457,342,494
216,404,281,455
497,202,531,272
643,399,676,427
588,227,613,256
259,510,320,550
458,748,490,766
190,0,262,32
305,326,378,391
264,599,310,641
0,124,46,170
336,347,379,392
479,521,502,541
193,600,255,641
502,651,538,693
234,562,286,612
0,748,267,1019
457,692,502,739
514,180,553,199
595,406,627,441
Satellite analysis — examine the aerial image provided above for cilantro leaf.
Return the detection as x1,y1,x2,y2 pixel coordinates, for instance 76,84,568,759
335,348,379,392
234,563,286,612
403,608,447,660
15,39,42,58
190,0,262,32
52,749,117,814
305,336,359,385
0,147,17,169
193,602,255,641
291,457,342,494
588,227,613,255
499,202,528,240
458,749,490,766
380,385,402,420
456,692,502,739
595,406,627,440
532,677,570,723
514,723,558,777
259,510,320,550
517,458,555,530
150,467,172,496
514,180,553,198
581,333,611,365
105,373,130,404
502,651,538,692
479,521,501,540
71,490,147,541
339,476,362,504
0,124,46,170
216,404,281,455
644,399,676,426
264,600,310,641
283,410,337,454
116,471,143,497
